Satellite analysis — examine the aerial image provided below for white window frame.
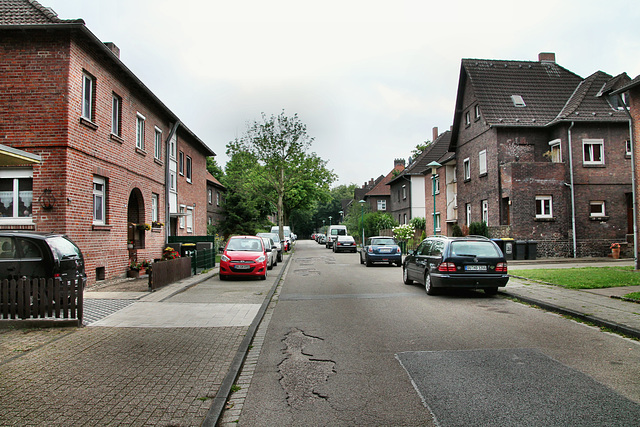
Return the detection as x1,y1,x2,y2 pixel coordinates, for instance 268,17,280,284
402,185,406,200
463,158,470,180
136,113,146,150
466,203,471,225
0,169,34,224
377,199,387,211
474,104,480,120
536,195,553,219
170,171,176,191
216,192,220,206
583,139,604,165
511,94,526,107
432,174,440,195
626,140,632,157
186,206,193,233
208,189,213,205
111,94,121,136
186,156,192,183
590,201,606,218
179,152,184,175
465,111,471,126
93,176,106,225
82,72,95,121
179,204,185,229
479,150,487,175
549,139,562,162
154,127,162,160
151,193,159,223
435,213,441,232
481,200,488,224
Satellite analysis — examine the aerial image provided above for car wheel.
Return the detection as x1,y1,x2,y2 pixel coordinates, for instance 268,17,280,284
366,256,372,267
360,252,364,264
425,272,437,295
484,287,498,296
261,271,267,280
268,261,273,270
278,253,283,262
403,266,413,285
395,261,402,267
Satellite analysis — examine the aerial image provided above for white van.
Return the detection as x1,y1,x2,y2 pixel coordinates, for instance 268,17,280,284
325,225,348,248
271,226,292,251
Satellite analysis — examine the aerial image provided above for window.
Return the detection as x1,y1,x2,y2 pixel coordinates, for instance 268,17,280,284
466,203,471,225
151,193,159,223
402,185,407,200
474,104,481,120
154,127,162,160
465,111,471,126
170,137,176,159
136,113,146,150
479,150,487,176
170,171,176,191
179,205,185,229
626,140,632,157
0,169,33,222
435,213,441,232
208,189,213,205
590,201,606,218
403,214,407,224
82,72,95,121
432,174,440,195
482,200,488,224
216,192,220,206
111,94,121,136
548,139,562,162
463,158,470,181
186,207,193,233
377,199,387,211
179,152,184,175
511,94,526,107
583,139,604,165
536,195,553,218
93,176,106,225
452,166,457,183
186,156,192,183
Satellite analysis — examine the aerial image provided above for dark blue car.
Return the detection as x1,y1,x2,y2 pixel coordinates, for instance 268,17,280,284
359,236,402,267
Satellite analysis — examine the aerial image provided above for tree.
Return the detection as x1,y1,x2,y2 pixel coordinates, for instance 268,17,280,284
228,111,336,240
411,141,431,158
206,156,224,181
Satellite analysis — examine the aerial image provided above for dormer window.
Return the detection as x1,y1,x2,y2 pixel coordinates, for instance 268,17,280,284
511,95,526,107
608,93,628,111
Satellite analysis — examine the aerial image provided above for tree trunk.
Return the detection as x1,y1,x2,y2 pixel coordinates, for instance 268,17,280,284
278,168,285,241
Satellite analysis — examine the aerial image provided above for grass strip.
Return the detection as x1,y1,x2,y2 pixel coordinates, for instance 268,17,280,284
509,266,640,290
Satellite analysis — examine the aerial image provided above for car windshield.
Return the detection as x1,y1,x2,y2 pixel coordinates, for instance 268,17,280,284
47,236,81,260
371,238,396,245
450,241,500,257
227,238,263,252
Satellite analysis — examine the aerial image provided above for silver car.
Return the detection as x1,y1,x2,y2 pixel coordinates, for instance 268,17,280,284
257,232,283,262
259,236,278,270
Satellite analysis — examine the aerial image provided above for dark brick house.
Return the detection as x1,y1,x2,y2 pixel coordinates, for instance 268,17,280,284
0,0,215,284
449,53,632,257
206,173,225,231
363,159,405,214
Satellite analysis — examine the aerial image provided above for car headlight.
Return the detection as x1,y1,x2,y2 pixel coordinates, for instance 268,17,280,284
256,255,266,263
221,255,230,262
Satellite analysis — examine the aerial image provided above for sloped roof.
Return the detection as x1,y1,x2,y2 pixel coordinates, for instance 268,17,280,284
365,164,404,197
389,130,452,184
612,74,640,95
206,172,225,189
0,0,80,24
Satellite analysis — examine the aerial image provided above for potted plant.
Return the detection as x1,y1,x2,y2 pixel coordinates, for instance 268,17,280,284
162,246,180,260
152,221,164,228
127,260,142,278
611,243,621,259
127,240,134,249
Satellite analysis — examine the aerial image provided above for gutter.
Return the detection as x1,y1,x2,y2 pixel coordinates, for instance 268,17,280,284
618,95,639,270
567,122,577,258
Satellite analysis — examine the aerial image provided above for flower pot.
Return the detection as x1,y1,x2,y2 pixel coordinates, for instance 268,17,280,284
127,244,134,249
127,269,140,278
612,248,620,259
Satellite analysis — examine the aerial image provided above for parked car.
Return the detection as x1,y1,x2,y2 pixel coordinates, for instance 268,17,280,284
259,236,278,270
325,225,347,249
0,231,87,286
317,234,326,244
270,226,292,252
257,232,283,262
360,236,402,267
333,235,357,253
219,236,268,280
402,235,508,295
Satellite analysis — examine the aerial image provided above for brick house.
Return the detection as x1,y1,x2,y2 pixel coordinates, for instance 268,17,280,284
422,130,454,236
362,159,405,214
206,172,225,231
449,53,632,257
388,127,450,225
0,1,215,284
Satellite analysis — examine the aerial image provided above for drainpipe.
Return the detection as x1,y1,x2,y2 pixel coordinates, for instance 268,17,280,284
165,121,181,245
567,122,577,258
618,94,639,270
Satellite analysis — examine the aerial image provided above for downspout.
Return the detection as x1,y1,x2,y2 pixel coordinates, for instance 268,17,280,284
567,122,577,258
619,94,638,270
165,121,181,245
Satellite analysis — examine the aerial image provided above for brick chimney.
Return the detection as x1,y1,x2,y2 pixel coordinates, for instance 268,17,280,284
432,127,439,142
104,42,120,58
394,158,405,168
538,52,556,63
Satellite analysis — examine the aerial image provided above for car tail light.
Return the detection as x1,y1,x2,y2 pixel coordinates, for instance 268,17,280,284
396,247,401,254
368,247,373,253
496,262,507,273
438,262,456,272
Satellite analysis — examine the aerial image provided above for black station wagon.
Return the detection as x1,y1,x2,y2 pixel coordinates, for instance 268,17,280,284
402,235,508,295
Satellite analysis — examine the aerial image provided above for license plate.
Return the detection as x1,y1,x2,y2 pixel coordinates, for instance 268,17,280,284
234,264,250,270
379,248,391,253
465,265,487,271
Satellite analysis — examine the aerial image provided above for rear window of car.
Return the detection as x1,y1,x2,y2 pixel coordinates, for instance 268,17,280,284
371,238,395,245
227,238,263,251
450,241,500,257
47,236,81,259
331,229,346,236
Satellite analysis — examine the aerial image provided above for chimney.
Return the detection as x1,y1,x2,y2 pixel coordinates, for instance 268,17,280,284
538,52,555,63
104,42,120,58
394,158,405,168
432,127,439,142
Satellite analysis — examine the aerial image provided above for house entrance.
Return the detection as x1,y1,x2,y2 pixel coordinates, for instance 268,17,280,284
127,188,146,249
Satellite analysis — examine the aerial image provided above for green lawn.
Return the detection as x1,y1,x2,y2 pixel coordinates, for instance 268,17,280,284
509,266,640,290
623,292,640,301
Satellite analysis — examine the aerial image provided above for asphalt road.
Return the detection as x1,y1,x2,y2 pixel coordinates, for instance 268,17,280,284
238,240,640,426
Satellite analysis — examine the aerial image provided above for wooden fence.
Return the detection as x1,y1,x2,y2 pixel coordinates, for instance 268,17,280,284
149,257,191,291
0,278,83,326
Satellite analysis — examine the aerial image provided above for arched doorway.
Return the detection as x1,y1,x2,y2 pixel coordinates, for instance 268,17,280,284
127,188,146,249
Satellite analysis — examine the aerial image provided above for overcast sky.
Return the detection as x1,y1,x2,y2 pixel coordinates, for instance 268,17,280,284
44,0,640,187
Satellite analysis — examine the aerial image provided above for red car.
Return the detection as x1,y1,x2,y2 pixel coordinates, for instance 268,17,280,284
219,236,268,280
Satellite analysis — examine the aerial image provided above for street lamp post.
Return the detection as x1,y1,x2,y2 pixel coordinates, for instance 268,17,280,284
427,161,442,235
328,216,332,227
339,210,343,223
322,219,325,232
359,199,365,245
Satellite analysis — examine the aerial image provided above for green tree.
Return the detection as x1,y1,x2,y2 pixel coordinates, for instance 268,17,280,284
206,156,224,181
411,141,431,158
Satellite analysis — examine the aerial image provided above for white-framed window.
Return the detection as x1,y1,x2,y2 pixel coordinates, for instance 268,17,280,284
170,171,176,191
82,72,95,121
186,206,193,233
435,213,441,232
474,104,481,120
0,169,33,223
511,94,526,107
402,185,406,200
186,156,192,183
432,174,440,195
548,139,562,162
583,139,604,165
154,127,162,160
179,152,184,175
482,200,488,224
93,176,106,225
403,213,407,224
208,189,213,205
377,199,387,211
111,94,121,136
536,195,553,218
216,192,220,206
452,165,457,183
626,140,632,157
170,137,176,159
590,201,606,218
136,113,146,150
466,203,471,225
151,193,159,223
465,111,471,126
479,150,487,175
179,204,185,229
463,158,470,180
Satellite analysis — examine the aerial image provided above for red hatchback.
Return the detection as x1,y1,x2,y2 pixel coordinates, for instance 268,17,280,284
219,236,268,280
